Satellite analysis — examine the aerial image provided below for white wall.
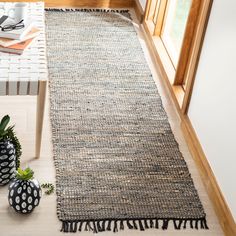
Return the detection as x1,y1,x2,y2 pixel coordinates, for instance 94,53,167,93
188,0,236,221
138,0,147,10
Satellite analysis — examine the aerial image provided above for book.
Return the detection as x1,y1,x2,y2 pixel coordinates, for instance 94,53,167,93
0,16,34,40
0,37,34,55
0,27,40,47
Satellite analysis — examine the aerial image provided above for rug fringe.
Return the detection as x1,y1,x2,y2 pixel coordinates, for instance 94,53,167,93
60,217,209,233
45,8,129,13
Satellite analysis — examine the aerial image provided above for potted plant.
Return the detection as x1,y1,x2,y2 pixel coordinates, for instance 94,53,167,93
0,115,22,185
8,167,42,214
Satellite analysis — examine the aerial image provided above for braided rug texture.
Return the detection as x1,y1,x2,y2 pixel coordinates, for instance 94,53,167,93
46,9,208,233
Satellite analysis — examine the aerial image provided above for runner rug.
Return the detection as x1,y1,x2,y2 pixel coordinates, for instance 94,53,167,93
45,9,208,233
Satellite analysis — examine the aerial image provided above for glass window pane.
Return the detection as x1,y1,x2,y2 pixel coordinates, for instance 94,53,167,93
161,0,192,67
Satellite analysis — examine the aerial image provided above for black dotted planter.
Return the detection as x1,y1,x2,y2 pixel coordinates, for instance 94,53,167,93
8,179,42,214
0,140,16,185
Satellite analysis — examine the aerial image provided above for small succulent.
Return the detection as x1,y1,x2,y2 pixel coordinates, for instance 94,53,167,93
15,168,55,195
16,167,34,181
0,115,22,168
8,167,42,214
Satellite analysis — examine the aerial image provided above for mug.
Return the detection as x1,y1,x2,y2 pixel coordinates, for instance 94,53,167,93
8,2,28,22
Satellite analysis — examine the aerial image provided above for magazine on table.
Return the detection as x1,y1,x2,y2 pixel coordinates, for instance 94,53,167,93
0,15,34,40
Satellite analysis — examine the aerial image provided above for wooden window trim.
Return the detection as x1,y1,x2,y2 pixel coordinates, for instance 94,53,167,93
181,0,213,113
144,0,153,21
143,20,185,110
146,19,156,35
153,36,176,82
153,0,168,36
143,0,213,113
174,0,202,86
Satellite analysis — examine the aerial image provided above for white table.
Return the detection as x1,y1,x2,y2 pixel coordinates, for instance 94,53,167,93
0,2,47,158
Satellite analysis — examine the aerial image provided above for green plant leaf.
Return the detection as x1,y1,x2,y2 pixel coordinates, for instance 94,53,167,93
4,126,21,168
0,115,10,131
16,167,34,181
18,168,24,175
41,182,55,195
0,130,8,136
0,117,22,168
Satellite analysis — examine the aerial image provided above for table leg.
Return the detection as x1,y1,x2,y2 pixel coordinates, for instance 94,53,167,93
35,80,47,158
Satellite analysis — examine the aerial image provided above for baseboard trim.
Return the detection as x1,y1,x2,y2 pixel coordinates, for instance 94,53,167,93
134,0,144,22
181,116,236,236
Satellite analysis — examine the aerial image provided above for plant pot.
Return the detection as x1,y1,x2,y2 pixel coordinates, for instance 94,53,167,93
0,139,16,185
8,178,42,214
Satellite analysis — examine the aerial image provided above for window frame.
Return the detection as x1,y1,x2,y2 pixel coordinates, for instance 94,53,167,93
143,0,213,114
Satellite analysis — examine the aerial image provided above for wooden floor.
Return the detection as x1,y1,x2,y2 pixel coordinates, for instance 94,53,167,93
0,9,223,236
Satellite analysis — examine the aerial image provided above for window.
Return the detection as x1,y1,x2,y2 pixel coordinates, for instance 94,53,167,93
144,0,212,113
146,0,192,68
161,0,192,67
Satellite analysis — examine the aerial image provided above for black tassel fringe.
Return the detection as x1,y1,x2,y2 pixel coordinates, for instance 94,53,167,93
45,8,131,20
45,8,130,14
60,217,209,233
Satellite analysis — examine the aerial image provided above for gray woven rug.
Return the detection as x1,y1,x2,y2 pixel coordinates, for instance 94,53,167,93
46,9,208,233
